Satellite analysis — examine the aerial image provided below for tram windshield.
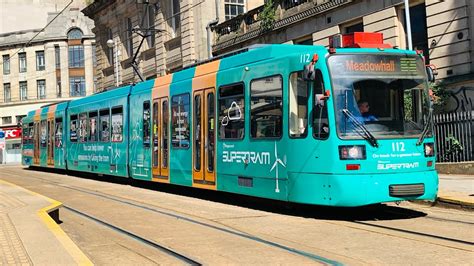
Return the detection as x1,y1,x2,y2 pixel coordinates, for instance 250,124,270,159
328,54,431,139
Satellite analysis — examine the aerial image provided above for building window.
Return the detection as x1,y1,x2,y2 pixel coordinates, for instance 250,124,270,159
37,80,46,99
67,28,83,39
126,18,134,57
250,76,283,139
170,0,181,37
343,22,364,34
107,28,113,65
294,38,313,45
56,79,62,98
16,115,25,124
55,45,60,69
36,51,45,71
2,116,12,125
92,43,97,68
403,3,429,63
225,0,245,21
19,81,27,101
70,76,85,97
19,52,27,73
3,55,10,75
219,83,245,139
68,45,84,68
145,5,156,48
3,83,11,103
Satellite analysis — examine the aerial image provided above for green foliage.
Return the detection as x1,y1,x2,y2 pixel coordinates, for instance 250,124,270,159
444,134,464,160
430,82,450,113
258,0,276,32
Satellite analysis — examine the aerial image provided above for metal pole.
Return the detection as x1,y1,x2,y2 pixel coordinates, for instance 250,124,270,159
114,39,119,87
404,0,413,50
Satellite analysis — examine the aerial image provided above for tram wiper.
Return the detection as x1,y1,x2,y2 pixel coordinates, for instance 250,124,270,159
342,109,379,147
416,112,432,146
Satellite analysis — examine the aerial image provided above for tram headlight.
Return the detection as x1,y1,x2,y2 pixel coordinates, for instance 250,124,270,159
339,145,366,160
424,143,435,157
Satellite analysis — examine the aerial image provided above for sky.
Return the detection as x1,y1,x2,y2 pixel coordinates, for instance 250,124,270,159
0,0,87,34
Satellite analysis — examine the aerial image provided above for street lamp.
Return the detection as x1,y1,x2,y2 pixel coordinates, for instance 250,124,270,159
107,39,120,87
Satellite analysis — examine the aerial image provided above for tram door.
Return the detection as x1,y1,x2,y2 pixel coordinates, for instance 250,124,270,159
47,119,54,165
152,98,169,179
192,88,216,184
33,122,40,164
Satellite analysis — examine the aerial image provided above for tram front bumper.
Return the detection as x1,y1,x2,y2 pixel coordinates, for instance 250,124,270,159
287,170,438,207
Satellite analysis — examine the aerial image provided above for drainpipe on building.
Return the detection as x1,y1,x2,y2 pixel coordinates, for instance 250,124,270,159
206,0,220,58
404,0,413,50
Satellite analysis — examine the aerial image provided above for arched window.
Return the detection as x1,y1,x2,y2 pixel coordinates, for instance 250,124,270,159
67,28,83,40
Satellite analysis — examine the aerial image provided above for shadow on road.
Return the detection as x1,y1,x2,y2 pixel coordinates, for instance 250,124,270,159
25,167,427,222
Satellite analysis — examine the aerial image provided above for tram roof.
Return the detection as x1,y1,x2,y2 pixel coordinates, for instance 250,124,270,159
68,84,132,108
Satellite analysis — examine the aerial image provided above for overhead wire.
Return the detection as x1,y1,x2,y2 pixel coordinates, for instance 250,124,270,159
0,0,74,66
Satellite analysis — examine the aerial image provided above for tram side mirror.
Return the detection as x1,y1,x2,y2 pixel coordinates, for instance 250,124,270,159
426,65,437,83
315,91,330,106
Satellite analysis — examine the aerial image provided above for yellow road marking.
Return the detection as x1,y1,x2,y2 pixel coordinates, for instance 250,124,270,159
0,179,93,265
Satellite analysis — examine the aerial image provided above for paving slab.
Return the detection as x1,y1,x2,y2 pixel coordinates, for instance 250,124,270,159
0,179,92,265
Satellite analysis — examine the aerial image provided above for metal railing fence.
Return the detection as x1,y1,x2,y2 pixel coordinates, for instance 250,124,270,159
433,111,473,163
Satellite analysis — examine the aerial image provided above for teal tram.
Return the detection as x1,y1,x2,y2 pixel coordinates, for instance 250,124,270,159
22,33,438,206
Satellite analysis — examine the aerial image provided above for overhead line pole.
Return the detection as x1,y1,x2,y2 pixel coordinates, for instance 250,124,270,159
404,0,413,50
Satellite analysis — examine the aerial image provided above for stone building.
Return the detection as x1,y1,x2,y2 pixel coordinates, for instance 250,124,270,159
213,0,473,113
0,3,95,163
82,0,262,91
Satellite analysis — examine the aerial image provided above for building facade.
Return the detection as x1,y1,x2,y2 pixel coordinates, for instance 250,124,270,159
212,0,474,113
82,0,262,91
0,7,96,164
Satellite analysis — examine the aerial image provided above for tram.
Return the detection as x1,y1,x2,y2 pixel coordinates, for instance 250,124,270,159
22,32,438,206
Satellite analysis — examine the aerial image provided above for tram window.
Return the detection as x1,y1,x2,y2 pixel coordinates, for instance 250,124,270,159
88,111,98,142
152,102,159,167
194,94,202,170
55,118,63,147
289,71,308,138
111,106,123,142
79,113,88,142
218,83,244,140
171,94,190,148
250,75,283,139
40,120,47,147
28,123,34,144
143,101,151,147
22,124,29,144
313,69,329,139
162,99,169,167
99,109,110,142
70,115,78,142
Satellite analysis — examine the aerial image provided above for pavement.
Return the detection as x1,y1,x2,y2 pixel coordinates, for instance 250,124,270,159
0,177,93,265
436,173,474,209
0,165,472,265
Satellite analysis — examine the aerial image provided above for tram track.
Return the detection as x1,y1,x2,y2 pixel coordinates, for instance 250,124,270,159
3,169,472,259
4,171,342,265
63,205,202,265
